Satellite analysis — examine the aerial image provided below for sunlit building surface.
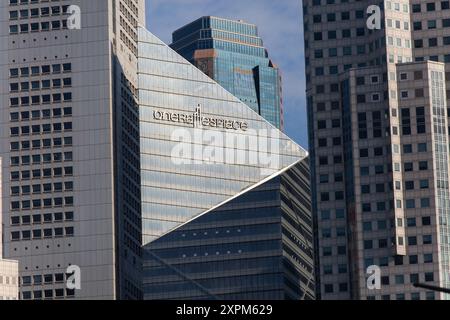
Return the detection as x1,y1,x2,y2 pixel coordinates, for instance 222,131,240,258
303,0,450,300
1,0,145,299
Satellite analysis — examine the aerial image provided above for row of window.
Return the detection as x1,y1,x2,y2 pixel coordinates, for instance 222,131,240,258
9,5,70,20
415,37,450,49
11,227,74,241
10,78,72,92
413,18,450,30
10,167,73,182
9,0,71,5
10,137,73,154
364,254,433,269
10,93,72,107
361,235,433,250
10,20,70,34
411,1,450,12
10,152,72,170
361,179,430,194
311,10,373,23
10,64,72,78
10,122,72,138
361,197,432,212
11,197,74,211
11,182,73,196
317,118,340,130
351,143,427,160
11,212,74,226
0,275,17,286
312,28,368,41
307,0,449,12
374,216,430,230
21,273,67,286
10,164,72,181
22,288,75,300
11,107,72,122
320,209,345,221
325,284,435,300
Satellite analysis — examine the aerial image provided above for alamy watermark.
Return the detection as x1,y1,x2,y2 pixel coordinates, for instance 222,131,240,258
66,265,81,290
169,127,282,176
366,5,382,30
366,265,381,290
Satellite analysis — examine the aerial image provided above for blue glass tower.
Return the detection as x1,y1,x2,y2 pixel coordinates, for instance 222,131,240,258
171,16,283,130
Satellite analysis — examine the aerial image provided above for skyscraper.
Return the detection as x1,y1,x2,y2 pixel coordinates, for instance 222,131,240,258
1,0,314,301
138,28,314,300
171,16,284,130
0,158,19,301
303,0,450,300
1,0,145,299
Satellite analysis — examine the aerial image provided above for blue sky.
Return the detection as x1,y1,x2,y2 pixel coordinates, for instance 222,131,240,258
145,0,308,148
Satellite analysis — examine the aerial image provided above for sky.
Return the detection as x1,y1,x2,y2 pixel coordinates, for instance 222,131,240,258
145,0,308,149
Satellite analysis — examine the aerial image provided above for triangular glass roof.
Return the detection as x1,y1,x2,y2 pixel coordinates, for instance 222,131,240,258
137,27,307,245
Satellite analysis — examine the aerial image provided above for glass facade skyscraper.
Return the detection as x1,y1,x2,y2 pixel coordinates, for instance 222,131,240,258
143,159,315,300
138,28,314,300
170,16,283,129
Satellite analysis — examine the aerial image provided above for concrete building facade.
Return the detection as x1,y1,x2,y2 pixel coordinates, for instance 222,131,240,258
303,0,450,300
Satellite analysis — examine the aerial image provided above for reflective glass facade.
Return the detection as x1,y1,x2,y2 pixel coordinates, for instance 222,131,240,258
137,28,312,300
170,17,283,129
143,160,314,300
138,28,305,245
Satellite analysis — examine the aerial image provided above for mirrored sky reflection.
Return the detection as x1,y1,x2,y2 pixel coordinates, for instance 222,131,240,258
146,0,308,148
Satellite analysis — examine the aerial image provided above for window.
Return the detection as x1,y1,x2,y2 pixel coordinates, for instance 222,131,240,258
408,236,417,246
63,63,72,72
418,143,427,152
424,254,433,263
405,181,414,190
406,199,415,209
360,149,369,158
423,235,432,245
323,265,333,275
403,144,413,153
363,222,372,231
420,180,429,189
321,210,330,220
395,275,404,284
428,20,437,29
324,284,334,293
429,38,438,47
360,167,369,176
